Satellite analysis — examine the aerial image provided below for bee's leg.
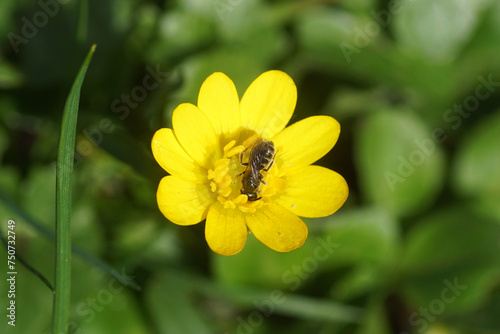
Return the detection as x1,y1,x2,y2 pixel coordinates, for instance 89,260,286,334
263,149,278,172
259,173,268,185
236,152,248,178
263,159,275,172
239,151,248,166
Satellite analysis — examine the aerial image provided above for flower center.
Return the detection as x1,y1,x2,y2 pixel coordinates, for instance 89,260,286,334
207,134,287,213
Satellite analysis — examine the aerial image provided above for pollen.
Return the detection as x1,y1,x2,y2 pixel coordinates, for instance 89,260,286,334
207,137,287,213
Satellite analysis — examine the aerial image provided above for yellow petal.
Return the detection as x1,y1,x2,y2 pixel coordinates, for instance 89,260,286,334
172,103,220,169
245,203,308,252
240,70,297,139
198,72,241,141
273,116,340,171
276,166,348,218
151,128,207,183
157,176,214,226
205,202,247,256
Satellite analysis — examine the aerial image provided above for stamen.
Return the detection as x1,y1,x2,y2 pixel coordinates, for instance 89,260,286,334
217,195,226,204
234,194,248,204
219,187,232,197
213,159,230,183
223,200,236,209
242,134,259,148
214,158,230,169
219,174,232,189
238,205,256,213
225,145,245,158
223,140,236,153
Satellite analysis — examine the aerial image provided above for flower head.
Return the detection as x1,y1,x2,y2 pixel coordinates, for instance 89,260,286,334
152,70,348,255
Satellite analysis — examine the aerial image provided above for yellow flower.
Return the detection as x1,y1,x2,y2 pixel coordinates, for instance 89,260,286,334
152,70,348,256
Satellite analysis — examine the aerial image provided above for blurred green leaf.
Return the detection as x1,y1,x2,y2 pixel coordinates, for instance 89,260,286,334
400,208,500,314
214,207,399,293
355,110,445,217
453,110,500,198
110,0,136,32
129,4,159,51
74,289,149,334
196,276,363,324
295,8,402,84
0,125,10,161
115,218,183,264
458,1,500,78
448,289,500,332
257,291,362,324
76,0,89,44
209,0,290,47
0,60,22,88
71,199,102,255
0,168,19,196
393,0,490,62
167,47,269,113
22,166,56,227
469,196,500,222
355,295,391,334
146,270,213,334
176,0,217,18
98,129,161,180
295,6,459,114
319,207,400,267
330,264,390,302
0,187,140,290
148,10,214,63
324,87,400,120
0,254,53,333
178,0,266,39
68,255,147,334
212,234,317,290
340,0,377,13
0,0,15,39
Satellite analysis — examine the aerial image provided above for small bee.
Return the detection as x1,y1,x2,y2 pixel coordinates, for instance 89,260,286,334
239,138,277,201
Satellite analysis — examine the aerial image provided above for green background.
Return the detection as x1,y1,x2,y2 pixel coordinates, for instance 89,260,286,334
1,0,500,333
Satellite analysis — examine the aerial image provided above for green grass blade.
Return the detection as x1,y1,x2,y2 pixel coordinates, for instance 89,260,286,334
52,45,96,334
